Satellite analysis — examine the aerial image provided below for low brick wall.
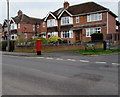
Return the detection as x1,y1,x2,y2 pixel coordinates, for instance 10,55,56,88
15,43,103,53
41,44,84,52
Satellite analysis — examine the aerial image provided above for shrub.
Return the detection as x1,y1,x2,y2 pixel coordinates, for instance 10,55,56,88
48,36,62,44
1,41,7,51
91,33,103,42
16,34,27,43
32,37,48,44
74,40,81,44
10,40,16,51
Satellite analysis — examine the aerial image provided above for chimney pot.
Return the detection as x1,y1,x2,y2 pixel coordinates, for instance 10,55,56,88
64,1,69,8
18,10,23,16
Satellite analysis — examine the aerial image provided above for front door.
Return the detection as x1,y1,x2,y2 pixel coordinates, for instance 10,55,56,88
76,31,80,40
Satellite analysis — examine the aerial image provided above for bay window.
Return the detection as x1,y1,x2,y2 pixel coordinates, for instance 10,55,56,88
61,31,73,38
86,27,101,37
47,19,57,27
61,17,73,25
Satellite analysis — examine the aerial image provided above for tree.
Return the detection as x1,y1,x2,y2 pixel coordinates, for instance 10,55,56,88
16,33,27,43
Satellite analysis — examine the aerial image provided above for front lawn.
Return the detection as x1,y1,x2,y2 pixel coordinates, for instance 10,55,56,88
76,49,120,55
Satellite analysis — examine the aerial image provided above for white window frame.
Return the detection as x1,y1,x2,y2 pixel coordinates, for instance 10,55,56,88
42,22,45,27
87,13,102,22
37,24,39,28
47,19,57,27
61,31,73,38
61,17,73,25
18,23,20,28
24,33,27,39
33,25,35,31
86,27,101,37
51,32,58,36
76,16,80,23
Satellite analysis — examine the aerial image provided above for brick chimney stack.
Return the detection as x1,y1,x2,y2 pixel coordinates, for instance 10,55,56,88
18,10,23,16
64,1,69,8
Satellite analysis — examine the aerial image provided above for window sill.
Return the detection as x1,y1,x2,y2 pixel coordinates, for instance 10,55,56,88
87,20,102,23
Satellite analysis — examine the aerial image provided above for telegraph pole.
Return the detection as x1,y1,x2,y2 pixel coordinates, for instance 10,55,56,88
7,0,10,52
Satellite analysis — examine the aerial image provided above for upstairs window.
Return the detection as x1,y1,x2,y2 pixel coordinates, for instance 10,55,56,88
76,16,80,23
43,22,46,27
37,24,39,28
11,24,14,29
47,19,57,27
61,17,73,25
87,13,102,22
33,25,35,31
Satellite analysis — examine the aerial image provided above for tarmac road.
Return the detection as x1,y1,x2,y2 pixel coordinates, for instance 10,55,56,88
2,54,118,95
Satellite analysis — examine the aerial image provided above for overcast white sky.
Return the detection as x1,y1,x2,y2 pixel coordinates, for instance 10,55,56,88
0,0,120,23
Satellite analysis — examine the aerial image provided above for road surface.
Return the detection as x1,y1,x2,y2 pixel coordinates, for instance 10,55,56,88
2,54,118,95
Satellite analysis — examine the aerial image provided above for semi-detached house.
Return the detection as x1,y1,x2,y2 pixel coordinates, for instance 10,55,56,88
44,1,117,43
2,10,46,41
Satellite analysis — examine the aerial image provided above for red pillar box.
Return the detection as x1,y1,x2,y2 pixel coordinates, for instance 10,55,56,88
36,39,41,55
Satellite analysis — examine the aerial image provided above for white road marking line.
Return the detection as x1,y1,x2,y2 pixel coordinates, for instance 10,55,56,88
36,57,45,58
56,58,63,60
67,59,76,61
46,57,54,60
112,63,120,66
95,62,107,64
25,57,45,59
80,60,89,63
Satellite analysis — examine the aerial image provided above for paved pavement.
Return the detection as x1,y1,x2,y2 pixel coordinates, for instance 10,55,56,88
2,55,118,95
2,49,119,65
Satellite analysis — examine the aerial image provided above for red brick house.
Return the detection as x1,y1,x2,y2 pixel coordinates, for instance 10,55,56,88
2,10,46,41
44,1,117,43
0,23,2,41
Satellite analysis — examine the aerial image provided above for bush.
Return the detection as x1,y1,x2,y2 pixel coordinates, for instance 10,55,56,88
48,36,62,44
91,33,103,42
0,40,15,51
32,37,48,44
1,41,7,51
74,40,81,44
10,40,16,51
62,39,68,44
16,34,27,43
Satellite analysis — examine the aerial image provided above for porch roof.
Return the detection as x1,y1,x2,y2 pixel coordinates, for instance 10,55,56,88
71,23,107,31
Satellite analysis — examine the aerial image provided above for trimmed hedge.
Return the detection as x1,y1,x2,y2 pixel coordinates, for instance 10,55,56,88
91,33,103,42
0,40,15,51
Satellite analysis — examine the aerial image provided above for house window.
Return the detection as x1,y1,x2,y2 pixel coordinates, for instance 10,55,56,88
43,22,46,27
86,27,101,37
61,31,73,38
37,24,39,28
61,17,73,25
47,19,57,27
24,33,27,38
87,13,102,22
33,25,35,31
18,24,20,28
76,16,80,23
11,24,14,29
51,32,58,36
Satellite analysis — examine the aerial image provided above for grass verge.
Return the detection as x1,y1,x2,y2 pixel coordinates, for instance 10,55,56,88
76,49,120,55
